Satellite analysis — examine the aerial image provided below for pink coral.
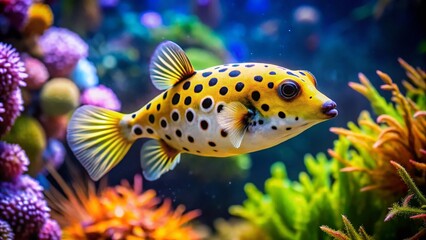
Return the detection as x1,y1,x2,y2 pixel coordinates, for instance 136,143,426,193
0,43,27,96
0,219,14,240
38,219,61,240
0,142,29,181
80,84,121,111
0,89,23,137
39,27,88,77
2,0,31,30
23,56,49,90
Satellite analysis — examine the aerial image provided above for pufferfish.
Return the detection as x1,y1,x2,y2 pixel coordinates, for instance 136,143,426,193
67,41,338,181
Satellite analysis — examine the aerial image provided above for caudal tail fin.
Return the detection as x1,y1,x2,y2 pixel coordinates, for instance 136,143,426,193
67,105,134,181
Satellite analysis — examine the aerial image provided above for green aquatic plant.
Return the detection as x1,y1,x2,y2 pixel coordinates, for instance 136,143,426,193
230,59,425,239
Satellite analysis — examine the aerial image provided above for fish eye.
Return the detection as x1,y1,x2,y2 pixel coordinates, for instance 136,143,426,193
278,80,300,100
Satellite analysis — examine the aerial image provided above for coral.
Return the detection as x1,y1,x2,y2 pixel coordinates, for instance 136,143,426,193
46,169,201,240
40,78,80,116
80,84,121,111
1,0,31,30
38,219,61,240
23,56,49,90
0,43,27,96
71,58,99,90
0,89,23,137
185,48,223,70
23,3,54,36
0,141,29,181
39,27,88,77
329,58,426,196
2,116,46,175
0,180,50,239
39,114,69,140
0,219,14,240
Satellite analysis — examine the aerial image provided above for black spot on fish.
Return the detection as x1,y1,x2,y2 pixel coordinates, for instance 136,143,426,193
229,70,241,77
133,127,142,135
295,117,299,121
220,129,228,137
209,77,218,86
287,71,298,77
196,150,201,153
208,141,216,147
261,104,269,111
186,110,194,122
245,64,255,68
309,96,312,99
171,111,179,121
201,97,213,110
165,134,171,140
172,93,180,105
268,82,274,89
131,114,136,118
278,111,286,119
156,104,161,111
183,81,191,90
264,65,269,67
160,119,167,128
251,91,260,101
200,120,209,130
286,127,292,130
194,84,203,93
146,128,154,134
258,119,264,125
162,91,168,100
146,103,151,110
219,87,228,96
184,96,192,105
232,64,239,67
218,68,227,72
235,82,244,92
299,71,306,76
217,104,224,113
149,114,155,124
269,71,276,75
188,136,194,143
202,72,212,77
183,147,189,151
254,76,263,82
214,66,220,69
272,126,277,130
175,129,182,137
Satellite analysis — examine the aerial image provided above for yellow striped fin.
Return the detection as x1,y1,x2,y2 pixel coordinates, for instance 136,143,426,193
140,139,181,181
149,41,195,90
67,105,134,181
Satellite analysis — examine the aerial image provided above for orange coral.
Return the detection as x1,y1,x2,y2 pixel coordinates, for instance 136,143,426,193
23,3,53,36
45,167,201,240
329,59,426,195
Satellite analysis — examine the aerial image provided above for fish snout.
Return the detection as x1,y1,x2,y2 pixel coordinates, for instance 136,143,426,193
321,100,338,118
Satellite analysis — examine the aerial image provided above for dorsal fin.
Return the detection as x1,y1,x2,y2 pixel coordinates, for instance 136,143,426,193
149,41,195,90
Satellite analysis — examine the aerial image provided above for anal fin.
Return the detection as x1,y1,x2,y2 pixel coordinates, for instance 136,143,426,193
217,102,253,148
140,139,181,181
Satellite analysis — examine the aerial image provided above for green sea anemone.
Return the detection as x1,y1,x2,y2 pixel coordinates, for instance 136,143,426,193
40,78,80,116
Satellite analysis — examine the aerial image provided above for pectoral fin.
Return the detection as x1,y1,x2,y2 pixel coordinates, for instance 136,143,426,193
140,139,181,181
217,102,253,148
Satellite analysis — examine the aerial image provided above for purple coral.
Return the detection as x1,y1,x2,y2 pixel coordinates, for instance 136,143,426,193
38,219,61,240
2,0,31,30
80,84,121,111
0,142,29,181
0,190,50,239
0,219,14,240
0,89,24,137
0,43,27,96
39,27,88,78
23,56,49,90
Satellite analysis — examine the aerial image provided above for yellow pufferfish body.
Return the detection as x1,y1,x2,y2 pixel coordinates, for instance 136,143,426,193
67,41,338,181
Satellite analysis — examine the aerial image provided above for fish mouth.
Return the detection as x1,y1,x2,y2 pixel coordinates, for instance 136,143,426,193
321,100,338,118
